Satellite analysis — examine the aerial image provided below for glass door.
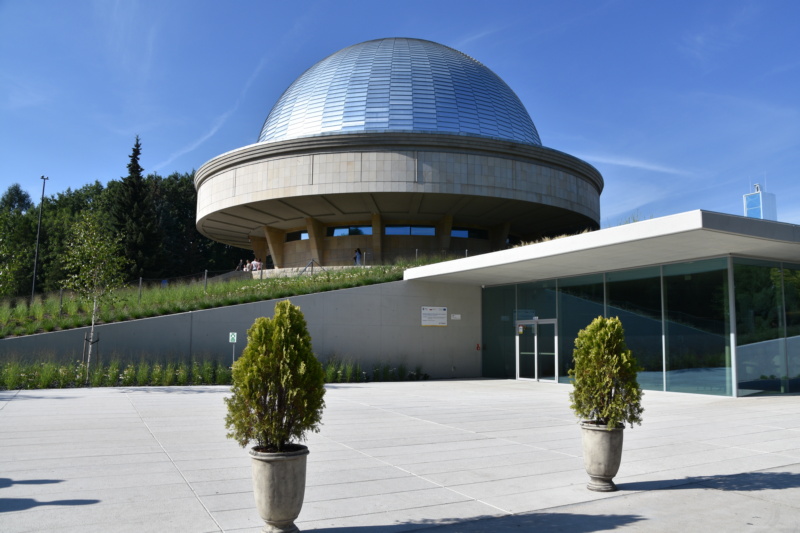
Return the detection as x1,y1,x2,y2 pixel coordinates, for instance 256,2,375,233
536,320,557,382
516,322,536,379
515,319,558,381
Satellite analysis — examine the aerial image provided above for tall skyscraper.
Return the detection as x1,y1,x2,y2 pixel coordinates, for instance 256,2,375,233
743,184,778,221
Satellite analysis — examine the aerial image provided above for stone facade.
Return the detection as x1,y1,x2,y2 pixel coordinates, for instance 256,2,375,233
195,133,603,268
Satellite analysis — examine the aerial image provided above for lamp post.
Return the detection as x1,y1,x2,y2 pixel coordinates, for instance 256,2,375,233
31,175,48,306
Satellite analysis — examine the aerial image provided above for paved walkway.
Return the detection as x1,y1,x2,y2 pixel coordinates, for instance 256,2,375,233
2,380,800,532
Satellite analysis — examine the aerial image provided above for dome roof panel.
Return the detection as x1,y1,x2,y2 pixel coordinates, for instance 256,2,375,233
258,38,541,146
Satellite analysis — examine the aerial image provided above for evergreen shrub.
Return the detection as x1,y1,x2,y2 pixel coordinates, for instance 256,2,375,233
225,300,326,452
569,316,644,429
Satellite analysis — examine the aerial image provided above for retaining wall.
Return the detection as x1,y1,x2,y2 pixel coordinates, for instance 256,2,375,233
0,281,482,379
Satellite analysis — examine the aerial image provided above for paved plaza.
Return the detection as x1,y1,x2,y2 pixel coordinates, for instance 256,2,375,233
2,379,800,532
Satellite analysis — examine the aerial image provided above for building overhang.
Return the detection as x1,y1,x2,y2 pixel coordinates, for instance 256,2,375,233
403,210,800,286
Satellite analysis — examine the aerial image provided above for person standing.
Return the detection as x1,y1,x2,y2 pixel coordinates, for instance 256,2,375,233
354,248,362,265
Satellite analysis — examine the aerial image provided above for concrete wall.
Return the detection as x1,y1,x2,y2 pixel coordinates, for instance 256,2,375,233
194,133,603,263
0,281,482,379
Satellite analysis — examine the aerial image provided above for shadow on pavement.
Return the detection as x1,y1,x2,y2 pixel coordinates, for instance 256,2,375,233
0,477,100,513
619,470,800,492
111,386,229,394
307,511,646,532
0,497,101,513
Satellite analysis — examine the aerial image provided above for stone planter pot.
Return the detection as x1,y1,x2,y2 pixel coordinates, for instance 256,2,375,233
250,445,309,533
580,422,624,492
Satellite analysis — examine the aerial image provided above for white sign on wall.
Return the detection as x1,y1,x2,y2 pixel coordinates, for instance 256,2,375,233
421,306,447,327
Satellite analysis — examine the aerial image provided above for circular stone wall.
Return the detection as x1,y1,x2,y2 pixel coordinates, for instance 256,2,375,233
195,133,602,268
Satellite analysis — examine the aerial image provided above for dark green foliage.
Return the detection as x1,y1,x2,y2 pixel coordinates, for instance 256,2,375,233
215,365,232,385
0,200,36,297
152,172,241,276
225,300,326,452
109,136,164,279
569,316,644,428
0,183,33,213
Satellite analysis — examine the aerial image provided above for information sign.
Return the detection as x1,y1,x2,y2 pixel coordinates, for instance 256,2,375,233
421,306,448,327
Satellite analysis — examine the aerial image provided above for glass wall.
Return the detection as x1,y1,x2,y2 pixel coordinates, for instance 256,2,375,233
517,281,556,321
606,267,664,391
557,274,604,384
734,259,789,395
482,285,516,378
662,259,730,395
480,256,800,397
785,264,800,388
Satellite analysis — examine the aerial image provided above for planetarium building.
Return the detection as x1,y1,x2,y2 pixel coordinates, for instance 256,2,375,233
195,38,603,268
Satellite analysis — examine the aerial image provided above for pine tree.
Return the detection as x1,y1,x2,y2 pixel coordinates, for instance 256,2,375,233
109,136,163,280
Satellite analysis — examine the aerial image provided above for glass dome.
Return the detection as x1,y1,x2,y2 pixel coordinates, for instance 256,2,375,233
258,38,541,146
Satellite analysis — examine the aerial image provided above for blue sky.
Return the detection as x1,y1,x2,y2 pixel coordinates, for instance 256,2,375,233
2,0,798,226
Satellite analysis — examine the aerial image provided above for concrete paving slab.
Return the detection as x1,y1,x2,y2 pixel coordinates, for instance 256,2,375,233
2,381,800,532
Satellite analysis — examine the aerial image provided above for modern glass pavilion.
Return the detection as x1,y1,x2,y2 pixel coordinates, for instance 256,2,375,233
405,210,800,397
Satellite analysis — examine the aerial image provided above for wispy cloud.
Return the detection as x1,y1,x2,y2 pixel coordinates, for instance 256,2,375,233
600,177,675,226
92,0,159,86
153,110,235,171
764,59,800,78
453,27,504,50
578,153,695,177
680,4,759,63
0,73,53,110
152,54,271,171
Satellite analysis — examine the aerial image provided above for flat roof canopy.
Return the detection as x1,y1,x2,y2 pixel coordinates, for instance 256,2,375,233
404,210,800,287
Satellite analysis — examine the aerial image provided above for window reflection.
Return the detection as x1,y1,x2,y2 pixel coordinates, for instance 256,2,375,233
285,231,309,242
607,268,663,391
557,274,604,384
735,259,793,395
385,225,435,236
663,259,730,396
326,226,373,237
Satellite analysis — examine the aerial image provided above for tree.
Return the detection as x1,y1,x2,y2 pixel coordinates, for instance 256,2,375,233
38,181,108,293
0,183,33,213
150,171,244,276
109,136,163,280
62,211,130,383
0,184,36,297
0,211,18,297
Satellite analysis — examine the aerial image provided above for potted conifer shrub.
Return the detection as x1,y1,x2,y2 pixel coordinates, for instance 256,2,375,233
569,316,643,492
225,300,326,533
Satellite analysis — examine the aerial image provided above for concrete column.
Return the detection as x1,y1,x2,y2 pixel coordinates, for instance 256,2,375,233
490,222,511,251
305,217,325,264
263,226,286,268
371,213,383,264
248,235,269,264
436,215,453,251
